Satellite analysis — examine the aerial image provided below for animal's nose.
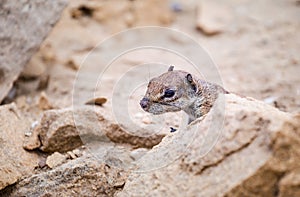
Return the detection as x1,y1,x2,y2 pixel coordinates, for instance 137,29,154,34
140,97,149,109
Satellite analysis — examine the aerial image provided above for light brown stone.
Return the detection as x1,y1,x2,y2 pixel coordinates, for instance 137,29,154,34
23,125,41,151
279,169,300,197
36,106,164,153
196,1,231,36
1,152,128,196
0,103,39,190
38,107,108,152
38,91,53,110
46,152,67,168
117,94,300,197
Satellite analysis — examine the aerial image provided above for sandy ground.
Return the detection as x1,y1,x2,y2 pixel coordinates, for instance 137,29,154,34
16,0,300,129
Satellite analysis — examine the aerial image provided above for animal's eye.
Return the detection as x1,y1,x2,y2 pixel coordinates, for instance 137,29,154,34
163,89,175,98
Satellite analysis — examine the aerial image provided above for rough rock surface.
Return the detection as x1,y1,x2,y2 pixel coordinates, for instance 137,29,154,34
0,0,67,102
1,93,299,196
1,152,128,197
0,103,39,190
278,170,300,197
116,94,300,197
46,152,67,169
23,123,41,150
35,107,164,152
38,107,107,152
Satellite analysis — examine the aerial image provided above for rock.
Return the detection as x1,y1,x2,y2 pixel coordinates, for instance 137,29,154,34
38,158,47,169
105,123,165,149
0,103,39,190
37,74,50,91
23,125,41,151
117,94,300,196
21,43,56,79
65,53,85,71
1,152,128,196
21,59,46,78
196,1,231,36
72,149,83,158
130,148,149,161
85,97,107,106
35,107,164,152
46,152,67,168
279,170,300,197
38,107,109,152
66,151,77,159
38,91,53,110
0,0,67,103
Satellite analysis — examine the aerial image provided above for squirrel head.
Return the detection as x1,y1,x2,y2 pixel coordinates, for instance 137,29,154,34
140,66,200,115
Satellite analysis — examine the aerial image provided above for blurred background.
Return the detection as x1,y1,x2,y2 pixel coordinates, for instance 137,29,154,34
5,0,299,116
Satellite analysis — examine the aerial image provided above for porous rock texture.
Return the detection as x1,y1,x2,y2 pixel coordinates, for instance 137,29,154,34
0,103,39,190
1,152,128,197
0,0,67,103
116,94,300,197
1,94,299,196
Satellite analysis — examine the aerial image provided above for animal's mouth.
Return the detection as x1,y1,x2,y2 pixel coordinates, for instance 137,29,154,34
140,97,182,114
149,110,164,115
159,102,181,110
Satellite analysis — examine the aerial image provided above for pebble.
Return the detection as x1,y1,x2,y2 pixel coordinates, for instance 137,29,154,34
67,151,77,159
46,152,66,169
72,149,82,157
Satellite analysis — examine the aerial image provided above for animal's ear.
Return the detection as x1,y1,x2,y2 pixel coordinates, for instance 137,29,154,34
168,65,174,72
186,74,197,93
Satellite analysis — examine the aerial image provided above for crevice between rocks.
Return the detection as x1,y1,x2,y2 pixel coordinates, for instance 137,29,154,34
196,133,258,175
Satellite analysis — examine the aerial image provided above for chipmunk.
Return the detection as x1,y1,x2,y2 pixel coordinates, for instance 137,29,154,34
140,66,229,124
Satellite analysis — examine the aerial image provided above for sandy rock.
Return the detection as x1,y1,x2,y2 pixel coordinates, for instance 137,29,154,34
22,43,56,79
1,153,128,196
38,107,109,152
38,157,47,169
72,149,83,158
21,59,46,78
117,94,300,196
105,123,165,149
23,125,41,151
0,103,39,190
65,53,86,71
67,151,77,159
279,169,300,197
46,152,67,168
196,1,231,36
36,106,165,152
0,0,67,103
130,148,149,161
38,91,53,110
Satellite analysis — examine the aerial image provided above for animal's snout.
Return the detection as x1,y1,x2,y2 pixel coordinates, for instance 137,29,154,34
140,97,150,110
